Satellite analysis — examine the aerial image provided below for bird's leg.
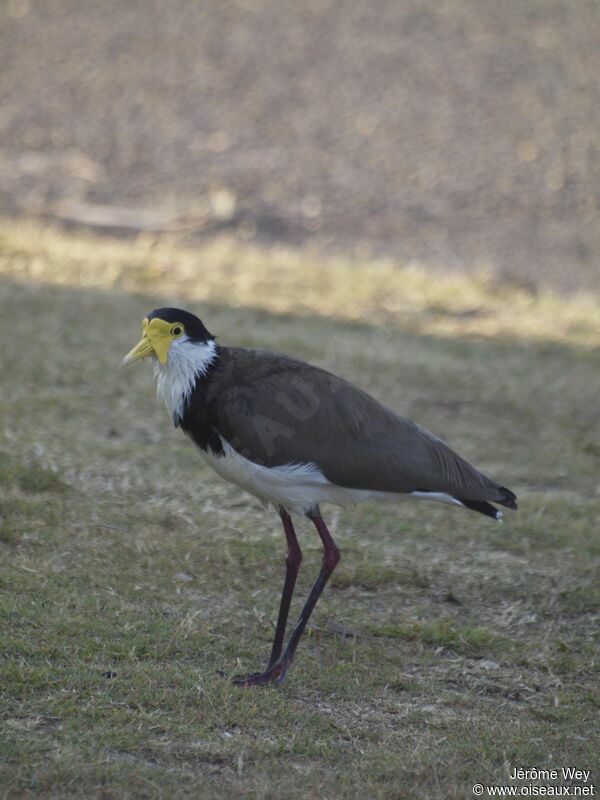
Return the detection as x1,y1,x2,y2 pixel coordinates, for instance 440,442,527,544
234,507,340,687
232,508,302,684
278,509,340,668
268,507,303,666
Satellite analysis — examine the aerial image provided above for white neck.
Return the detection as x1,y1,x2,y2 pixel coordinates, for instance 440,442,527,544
153,337,217,422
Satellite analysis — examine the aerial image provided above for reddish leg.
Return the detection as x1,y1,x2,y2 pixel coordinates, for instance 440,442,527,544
269,508,303,666
232,508,302,684
235,507,340,687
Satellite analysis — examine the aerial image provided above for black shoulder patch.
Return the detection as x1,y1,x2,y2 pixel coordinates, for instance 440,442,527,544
177,351,226,457
207,429,225,456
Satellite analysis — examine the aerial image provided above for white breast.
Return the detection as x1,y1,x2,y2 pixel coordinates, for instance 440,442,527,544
154,338,217,421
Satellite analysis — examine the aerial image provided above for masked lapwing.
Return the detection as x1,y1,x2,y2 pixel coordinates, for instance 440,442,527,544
122,308,517,686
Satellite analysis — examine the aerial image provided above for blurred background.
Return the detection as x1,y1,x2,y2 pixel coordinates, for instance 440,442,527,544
1,0,598,294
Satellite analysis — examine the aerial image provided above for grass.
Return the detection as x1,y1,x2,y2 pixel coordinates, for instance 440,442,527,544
0,219,599,798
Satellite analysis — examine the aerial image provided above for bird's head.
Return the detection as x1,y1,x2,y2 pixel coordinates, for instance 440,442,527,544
121,308,214,367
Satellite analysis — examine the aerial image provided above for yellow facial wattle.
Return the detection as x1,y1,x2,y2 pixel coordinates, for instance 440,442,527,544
121,317,185,366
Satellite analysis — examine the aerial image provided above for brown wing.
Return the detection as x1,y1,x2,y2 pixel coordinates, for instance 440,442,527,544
207,347,513,504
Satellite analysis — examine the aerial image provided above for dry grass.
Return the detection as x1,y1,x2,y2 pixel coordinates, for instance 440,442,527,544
0,219,598,799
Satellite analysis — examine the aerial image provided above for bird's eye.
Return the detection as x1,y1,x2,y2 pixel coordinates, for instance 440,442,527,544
171,326,183,336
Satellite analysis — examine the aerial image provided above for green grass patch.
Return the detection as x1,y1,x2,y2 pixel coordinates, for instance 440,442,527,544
369,619,509,656
331,560,400,590
0,451,66,494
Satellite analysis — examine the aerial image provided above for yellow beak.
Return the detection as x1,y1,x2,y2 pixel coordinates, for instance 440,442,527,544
121,317,172,366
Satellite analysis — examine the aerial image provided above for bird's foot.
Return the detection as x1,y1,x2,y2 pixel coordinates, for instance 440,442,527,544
231,655,291,687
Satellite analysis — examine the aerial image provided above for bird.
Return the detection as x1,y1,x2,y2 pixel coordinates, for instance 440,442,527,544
122,307,517,686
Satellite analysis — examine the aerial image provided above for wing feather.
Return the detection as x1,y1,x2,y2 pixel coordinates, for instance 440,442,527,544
201,347,512,504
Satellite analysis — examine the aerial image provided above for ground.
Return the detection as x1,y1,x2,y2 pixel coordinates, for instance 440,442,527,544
0,221,598,798
1,0,599,293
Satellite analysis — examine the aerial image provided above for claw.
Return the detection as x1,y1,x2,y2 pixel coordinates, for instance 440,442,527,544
231,657,290,687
